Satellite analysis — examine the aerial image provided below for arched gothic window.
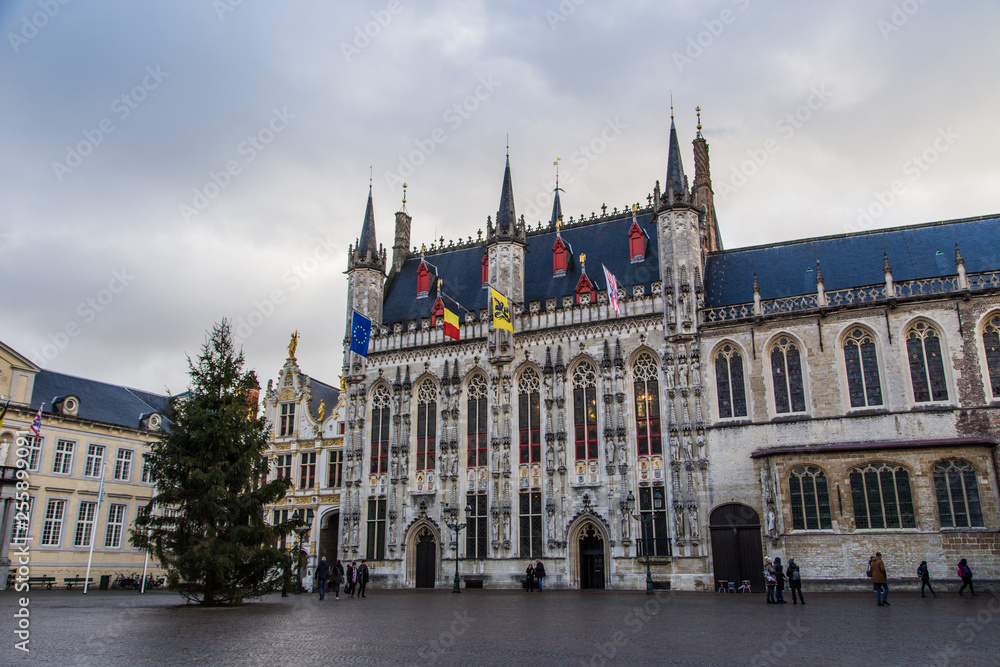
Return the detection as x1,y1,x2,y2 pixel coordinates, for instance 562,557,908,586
770,337,806,414
849,463,916,529
467,374,488,467
518,368,541,464
415,380,437,472
789,466,832,530
933,460,984,528
572,362,598,461
715,344,747,418
633,353,662,456
982,313,1000,398
370,385,391,474
905,321,948,402
843,327,883,408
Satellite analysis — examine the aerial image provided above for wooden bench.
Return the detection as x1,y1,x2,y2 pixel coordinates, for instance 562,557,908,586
27,576,55,589
63,577,93,589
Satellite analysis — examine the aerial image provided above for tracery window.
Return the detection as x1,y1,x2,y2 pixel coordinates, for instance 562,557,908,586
466,492,489,559
370,384,391,474
519,490,542,558
789,466,833,530
518,368,541,464
637,486,670,557
905,321,949,402
715,344,747,419
770,337,806,414
933,460,984,528
843,327,883,408
633,353,662,456
849,463,916,530
573,362,598,461
467,374,489,467
366,498,386,561
416,380,437,472
983,313,1000,399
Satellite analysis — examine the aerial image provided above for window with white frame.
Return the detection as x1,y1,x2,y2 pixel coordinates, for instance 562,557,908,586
114,449,133,481
11,497,32,544
25,436,42,472
327,450,343,488
53,440,75,475
84,444,105,478
74,501,97,547
279,402,296,437
41,499,66,546
105,504,126,548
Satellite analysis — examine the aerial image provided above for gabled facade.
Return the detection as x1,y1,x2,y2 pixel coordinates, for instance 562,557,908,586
337,113,1000,590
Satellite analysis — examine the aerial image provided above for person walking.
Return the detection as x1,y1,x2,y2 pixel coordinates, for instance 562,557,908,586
764,557,777,604
524,562,535,592
332,559,345,600
870,552,889,606
357,560,370,598
773,557,787,603
917,560,937,598
316,557,330,601
534,560,546,592
787,557,804,604
957,558,976,596
346,561,356,598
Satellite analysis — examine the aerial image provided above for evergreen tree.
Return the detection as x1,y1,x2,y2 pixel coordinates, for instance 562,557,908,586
133,320,295,605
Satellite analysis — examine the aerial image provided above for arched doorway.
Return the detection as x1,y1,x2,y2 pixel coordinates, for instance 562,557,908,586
318,510,339,562
709,504,765,592
414,527,436,589
578,524,606,589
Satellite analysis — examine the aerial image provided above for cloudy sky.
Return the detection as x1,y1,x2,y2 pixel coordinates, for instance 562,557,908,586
2,0,998,396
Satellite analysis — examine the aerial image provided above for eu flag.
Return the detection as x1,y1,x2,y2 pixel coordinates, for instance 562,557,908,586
350,310,372,357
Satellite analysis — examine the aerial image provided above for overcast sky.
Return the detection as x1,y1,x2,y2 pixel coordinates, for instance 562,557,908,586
2,0,998,396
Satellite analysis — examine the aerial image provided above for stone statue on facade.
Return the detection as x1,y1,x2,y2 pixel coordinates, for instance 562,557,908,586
502,450,511,474
688,506,699,540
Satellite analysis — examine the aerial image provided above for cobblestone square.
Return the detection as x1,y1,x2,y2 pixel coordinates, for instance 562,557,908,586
3,587,999,666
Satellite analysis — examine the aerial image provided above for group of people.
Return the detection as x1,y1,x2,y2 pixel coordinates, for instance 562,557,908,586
314,557,369,600
872,553,978,606
524,560,547,591
764,556,804,604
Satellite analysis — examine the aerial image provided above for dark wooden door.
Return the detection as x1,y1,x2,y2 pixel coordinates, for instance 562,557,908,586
709,504,765,592
579,525,605,589
415,529,436,588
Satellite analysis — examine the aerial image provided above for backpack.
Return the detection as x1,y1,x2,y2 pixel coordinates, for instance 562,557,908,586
865,564,872,578
917,564,925,578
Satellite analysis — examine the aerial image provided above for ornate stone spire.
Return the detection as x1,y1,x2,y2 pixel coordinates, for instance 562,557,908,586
349,185,386,273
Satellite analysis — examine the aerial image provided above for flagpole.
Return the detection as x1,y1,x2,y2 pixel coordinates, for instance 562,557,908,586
83,463,106,595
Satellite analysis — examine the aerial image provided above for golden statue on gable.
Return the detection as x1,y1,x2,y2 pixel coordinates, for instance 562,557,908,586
288,330,299,359
317,399,326,423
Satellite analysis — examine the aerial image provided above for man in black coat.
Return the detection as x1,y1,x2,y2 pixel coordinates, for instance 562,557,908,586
316,557,330,600
534,560,546,592
357,560,370,598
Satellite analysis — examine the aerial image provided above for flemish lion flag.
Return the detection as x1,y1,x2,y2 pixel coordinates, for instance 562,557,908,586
490,288,513,332
443,307,460,341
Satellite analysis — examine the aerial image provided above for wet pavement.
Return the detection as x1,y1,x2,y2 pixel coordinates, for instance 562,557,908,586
2,585,999,666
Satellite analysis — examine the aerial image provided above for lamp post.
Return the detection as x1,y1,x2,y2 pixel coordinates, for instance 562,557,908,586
444,503,472,594
292,510,310,594
624,491,654,595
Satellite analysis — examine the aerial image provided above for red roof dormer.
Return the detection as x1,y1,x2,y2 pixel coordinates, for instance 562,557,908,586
553,235,569,277
575,272,596,305
481,252,489,286
430,295,444,325
628,220,647,263
417,260,430,297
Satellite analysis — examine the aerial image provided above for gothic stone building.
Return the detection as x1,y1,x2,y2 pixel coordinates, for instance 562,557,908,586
336,118,1000,590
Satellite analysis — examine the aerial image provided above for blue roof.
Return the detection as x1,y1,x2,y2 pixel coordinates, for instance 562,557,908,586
381,212,660,324
305,377,340,420
30,369,172,431
704,215,1000,307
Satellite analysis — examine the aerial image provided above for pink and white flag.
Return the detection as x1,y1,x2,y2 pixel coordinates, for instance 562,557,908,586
602,264,620,317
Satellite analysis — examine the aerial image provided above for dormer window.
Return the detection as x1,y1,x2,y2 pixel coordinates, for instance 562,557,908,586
553,237,568,277
417,261,430,298
430,296,444,326
54,395,80,416
481,253,489,286
628,220,646,263
575,273,596,304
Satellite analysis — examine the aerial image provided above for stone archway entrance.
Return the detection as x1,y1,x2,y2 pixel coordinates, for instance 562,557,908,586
579,525,606,589
709,503,765,592
318,510,339,563
415,527,436,589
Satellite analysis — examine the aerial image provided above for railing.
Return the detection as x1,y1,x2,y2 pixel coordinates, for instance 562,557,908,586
700,270,999,324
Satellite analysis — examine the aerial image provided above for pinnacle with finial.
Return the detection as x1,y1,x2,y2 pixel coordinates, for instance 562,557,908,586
815,260,824,285
753,273,761,295
955,243,965,267
884,253,892,275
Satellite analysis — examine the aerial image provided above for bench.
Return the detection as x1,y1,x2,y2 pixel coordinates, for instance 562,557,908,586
63,577,93,589
27,576,55,589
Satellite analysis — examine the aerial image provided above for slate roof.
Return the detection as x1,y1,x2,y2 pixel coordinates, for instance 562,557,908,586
305,377,340,421
30,369,172,431
704,214,1000,308
381,212,659,325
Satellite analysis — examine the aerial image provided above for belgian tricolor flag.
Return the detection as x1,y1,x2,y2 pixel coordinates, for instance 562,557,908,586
443,308,460,341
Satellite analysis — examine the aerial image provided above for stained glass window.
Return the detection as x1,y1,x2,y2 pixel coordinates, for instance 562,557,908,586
933,460,984,528
905,321,949,402
850,463,915,529
771,337,806,414
715,344,747,418
843,327,883,407
789,466,833,530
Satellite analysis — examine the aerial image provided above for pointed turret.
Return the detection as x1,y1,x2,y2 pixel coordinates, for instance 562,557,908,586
549,185,563,228
487,154,526,244
348,186,387,273
692,106,722,252
665,117,687,197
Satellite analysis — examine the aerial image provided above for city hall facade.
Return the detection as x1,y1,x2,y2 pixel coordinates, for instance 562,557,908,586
280,115,1000,590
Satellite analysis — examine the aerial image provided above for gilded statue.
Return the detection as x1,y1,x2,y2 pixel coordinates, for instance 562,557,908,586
288,330,299,359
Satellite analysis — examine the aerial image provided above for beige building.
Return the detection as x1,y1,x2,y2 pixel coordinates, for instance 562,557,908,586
0,340,167,586
261,337,344,583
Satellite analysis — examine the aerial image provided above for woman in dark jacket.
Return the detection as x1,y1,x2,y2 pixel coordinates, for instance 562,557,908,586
332,559,345,600
773,557,786,603
786,558,804,604
918,560,937,598
524,563,535,592
958,559,976,596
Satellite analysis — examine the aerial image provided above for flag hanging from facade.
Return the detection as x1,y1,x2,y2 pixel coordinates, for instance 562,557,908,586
350,311,372,358
603,264,621,316
490,288,513,332
443,307,460,341
30,404,43,437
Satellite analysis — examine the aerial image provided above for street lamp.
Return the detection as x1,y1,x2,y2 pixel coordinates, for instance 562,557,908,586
292,509,310,594
444,503,473,594
623,491,654,595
